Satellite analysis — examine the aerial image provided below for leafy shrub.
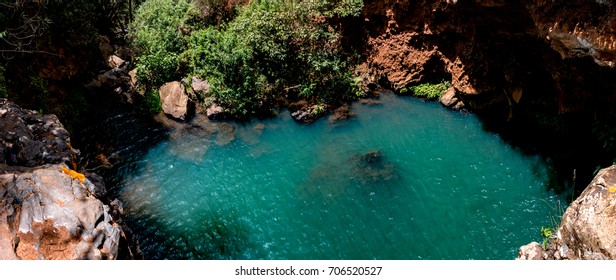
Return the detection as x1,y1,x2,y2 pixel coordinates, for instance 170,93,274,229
233,0,362,103
400,80,451,99
143,89,162,115
186,27,270,116
132,0,197,87
132,0,364,118
185,0,363,117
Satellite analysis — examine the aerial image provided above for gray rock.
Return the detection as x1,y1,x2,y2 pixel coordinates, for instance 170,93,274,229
159,81,190,120
555,165,616,259
128,69,138,87
0,164,121,260
0,99,75,167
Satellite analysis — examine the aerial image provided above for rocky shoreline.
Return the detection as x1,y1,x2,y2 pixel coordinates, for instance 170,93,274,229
0,98,126,259
517,165,616,260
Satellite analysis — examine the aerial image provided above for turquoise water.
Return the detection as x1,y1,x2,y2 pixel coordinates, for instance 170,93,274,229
119,93,564,260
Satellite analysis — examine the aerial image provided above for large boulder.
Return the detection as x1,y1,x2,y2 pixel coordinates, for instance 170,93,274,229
0,164,121,259
517,165,616,260
555,165,616,259
0,99,75,167
440,86,465,110
159,81,191,121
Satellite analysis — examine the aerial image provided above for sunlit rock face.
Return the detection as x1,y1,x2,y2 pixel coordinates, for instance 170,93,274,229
518,165,616,260
0,164,121,260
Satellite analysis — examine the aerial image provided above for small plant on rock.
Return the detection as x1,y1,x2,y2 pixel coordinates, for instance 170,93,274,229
540,226,554,250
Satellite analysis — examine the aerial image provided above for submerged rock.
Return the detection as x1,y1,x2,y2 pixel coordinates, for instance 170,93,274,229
517,165,616,260
359,98,382,106
298,150,400,200
215,123,237,146
351,150,399,185
328,105,356,123
0,164,121,259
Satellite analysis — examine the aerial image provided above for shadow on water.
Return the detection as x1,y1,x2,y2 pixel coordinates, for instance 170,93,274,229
476,105,607,198
128,210,258,260
75,111,170,200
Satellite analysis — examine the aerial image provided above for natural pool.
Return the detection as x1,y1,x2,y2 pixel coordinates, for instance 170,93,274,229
118,93,565,259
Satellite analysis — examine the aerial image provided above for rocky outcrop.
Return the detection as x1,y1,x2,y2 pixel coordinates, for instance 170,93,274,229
528,0,616,68
356,0,616,193
516,242,544,260
0,100,123,260
0,98,75,167
360,0,616,111
517,165,616,260
159,81,191,121
0,164,120,260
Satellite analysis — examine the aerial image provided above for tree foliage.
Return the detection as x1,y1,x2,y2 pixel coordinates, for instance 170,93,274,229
0,0,126,126
132,0,364,118
131,0,196,87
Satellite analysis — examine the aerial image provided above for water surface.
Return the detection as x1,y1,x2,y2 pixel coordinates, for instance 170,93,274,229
120,93,564,259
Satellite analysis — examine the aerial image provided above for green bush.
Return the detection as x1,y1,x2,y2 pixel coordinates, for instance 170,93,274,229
132,0,197,87
143,89,162,115
400,80,451,99
232,0,362,104
132,0,364,118
186,27,269,116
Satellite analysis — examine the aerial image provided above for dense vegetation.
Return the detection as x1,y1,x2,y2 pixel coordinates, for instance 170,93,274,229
131,0,363,118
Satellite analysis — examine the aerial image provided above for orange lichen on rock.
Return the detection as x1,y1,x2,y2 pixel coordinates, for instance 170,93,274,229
60,167,85,183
